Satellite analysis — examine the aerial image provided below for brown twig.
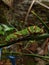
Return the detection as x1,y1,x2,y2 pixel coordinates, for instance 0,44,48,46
25,0,35,22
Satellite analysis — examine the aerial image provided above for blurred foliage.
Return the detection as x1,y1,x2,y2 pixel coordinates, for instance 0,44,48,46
0,1,49,65
0,24,14,35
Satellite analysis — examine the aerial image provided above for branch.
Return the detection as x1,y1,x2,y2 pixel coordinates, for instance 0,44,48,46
0,33,49,48
36,1,49,9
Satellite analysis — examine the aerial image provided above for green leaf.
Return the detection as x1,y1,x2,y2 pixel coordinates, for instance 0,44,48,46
1,24,14,32
0,25,4,35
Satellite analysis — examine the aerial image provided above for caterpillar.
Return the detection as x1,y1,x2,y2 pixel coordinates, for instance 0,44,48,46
5,25,44,42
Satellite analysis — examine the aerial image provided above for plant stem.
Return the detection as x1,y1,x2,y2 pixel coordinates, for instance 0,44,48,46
2,52,49,60
31,11,49,33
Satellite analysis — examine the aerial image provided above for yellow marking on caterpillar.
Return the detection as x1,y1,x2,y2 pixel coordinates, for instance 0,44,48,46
28,27,33,34
14,32,23,38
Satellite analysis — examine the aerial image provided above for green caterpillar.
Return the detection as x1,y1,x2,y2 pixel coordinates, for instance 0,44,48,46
5,25,44,42
0,25,44,47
